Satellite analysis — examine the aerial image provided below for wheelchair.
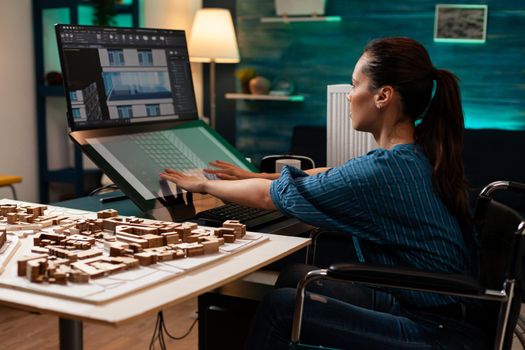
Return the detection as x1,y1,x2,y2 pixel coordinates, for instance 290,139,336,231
290,180,525,350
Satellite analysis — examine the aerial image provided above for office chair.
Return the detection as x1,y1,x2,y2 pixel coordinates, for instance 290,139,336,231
259,125,325,174
291,180,525,350
259,154,315,173
0,174,22,200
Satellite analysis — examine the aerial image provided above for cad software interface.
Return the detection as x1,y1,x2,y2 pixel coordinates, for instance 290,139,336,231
58,25,198,130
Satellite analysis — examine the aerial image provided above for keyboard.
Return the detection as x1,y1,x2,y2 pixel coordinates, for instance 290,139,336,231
196,203,286,230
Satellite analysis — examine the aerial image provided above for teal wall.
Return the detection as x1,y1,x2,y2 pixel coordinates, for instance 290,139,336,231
234,0,525,163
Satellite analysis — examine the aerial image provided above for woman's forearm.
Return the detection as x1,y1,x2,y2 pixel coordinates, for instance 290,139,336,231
203,178,276,210
305,167,331,175
255,172,280,180
254,167,331,180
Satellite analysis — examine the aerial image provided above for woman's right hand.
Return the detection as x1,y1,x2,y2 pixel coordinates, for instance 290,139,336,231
203,160,258,180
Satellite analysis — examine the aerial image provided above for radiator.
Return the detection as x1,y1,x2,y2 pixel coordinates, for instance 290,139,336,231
326,84,377,167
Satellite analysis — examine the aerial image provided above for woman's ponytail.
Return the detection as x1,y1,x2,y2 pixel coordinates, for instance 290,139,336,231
415,69,472,240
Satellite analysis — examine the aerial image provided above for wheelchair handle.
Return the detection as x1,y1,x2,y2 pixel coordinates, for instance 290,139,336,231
480,181,525,197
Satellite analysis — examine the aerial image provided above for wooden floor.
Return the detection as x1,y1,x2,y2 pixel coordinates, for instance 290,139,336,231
1,299,524,349
0,299,198,350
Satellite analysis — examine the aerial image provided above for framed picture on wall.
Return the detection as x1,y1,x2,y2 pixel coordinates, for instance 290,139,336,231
434,4,488,43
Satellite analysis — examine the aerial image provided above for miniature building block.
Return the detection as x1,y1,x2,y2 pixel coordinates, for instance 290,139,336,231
223,220,247,238
128,243,143,253
185,235,200,243
116,234,149,248
76,249,103,260
91,261,126,275
109,245,125,257
31,246,50,254
0,229,6,249
201,240,220,254
223,234,236,243
174,224,193,238
6,213,18,224
132,226,159,235
110,256,140,269
155,250,175,262
161,232,181,245
158,224,181,233
134,252,158,266
47,246,78,262
216,227,236,238
26,258,47,282
97,209,119,219
17,254,48,276
38,218,55,228
184,243,205,257
70,261,106,278
68,269,89,283
26,206,44,216
0,204,17,216
142,234,164,248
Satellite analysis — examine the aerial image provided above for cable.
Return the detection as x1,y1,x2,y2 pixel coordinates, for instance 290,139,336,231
89,183,119,196
149,313,158,350
160,310,199,340
149,311,198,350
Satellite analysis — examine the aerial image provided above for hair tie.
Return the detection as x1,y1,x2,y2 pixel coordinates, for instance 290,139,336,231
431,67,439,80
420,77,438,118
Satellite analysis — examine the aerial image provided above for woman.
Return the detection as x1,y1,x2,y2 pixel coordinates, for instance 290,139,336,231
161,37,486,349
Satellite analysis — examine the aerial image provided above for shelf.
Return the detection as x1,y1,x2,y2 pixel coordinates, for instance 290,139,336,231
47,168,101,183
260,15,342,23
38,85,65,97
34,0,139,203
35,0,134,10
225,93,304,102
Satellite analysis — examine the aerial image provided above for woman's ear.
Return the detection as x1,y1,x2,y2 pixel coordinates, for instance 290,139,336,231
374,85,394,109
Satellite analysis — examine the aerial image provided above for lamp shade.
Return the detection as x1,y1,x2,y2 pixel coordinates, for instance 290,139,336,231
188,8,240,63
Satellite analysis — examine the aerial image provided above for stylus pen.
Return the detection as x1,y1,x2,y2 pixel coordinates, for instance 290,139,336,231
99,194,128,204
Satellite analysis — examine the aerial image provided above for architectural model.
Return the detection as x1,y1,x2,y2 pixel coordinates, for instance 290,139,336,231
0,200,265,303
0,217,21,274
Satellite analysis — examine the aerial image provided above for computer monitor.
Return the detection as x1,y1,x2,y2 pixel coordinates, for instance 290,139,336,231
56,25,256,221
57,24,198,131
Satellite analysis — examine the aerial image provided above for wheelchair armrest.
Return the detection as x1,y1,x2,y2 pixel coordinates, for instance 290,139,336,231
307,229,351,265
328,263,484,296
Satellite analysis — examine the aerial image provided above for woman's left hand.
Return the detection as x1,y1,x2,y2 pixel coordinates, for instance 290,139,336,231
160,168,208,193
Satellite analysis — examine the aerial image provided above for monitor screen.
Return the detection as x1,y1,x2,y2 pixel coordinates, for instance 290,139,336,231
56,24,198,130
85,123,251,201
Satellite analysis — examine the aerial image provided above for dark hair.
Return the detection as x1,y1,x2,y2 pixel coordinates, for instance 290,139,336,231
362,37,472,241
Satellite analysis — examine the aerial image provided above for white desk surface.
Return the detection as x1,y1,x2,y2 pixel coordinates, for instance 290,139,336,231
0,233,309,326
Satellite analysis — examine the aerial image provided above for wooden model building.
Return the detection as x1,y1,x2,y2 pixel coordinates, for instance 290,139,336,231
1,204,247,285
0,228,6,250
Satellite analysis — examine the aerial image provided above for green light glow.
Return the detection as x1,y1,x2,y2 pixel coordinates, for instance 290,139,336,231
78,6,133,27
43,8,70,73
325,16,342,22
434,38,485,44
464,104,525,130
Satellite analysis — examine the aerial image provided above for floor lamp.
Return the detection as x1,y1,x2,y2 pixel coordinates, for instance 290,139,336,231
189,8,240,129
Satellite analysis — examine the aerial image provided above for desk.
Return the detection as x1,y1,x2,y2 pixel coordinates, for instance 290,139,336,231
56,192,315,236
54,191,212,218
0,200,310,349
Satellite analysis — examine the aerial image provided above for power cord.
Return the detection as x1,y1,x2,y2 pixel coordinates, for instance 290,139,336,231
89,184,119,196
149,311,198,350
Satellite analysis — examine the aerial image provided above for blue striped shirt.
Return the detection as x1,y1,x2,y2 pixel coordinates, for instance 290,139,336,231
270,144,474,307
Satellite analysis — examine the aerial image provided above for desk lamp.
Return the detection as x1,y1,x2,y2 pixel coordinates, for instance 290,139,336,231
189,8,240,129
